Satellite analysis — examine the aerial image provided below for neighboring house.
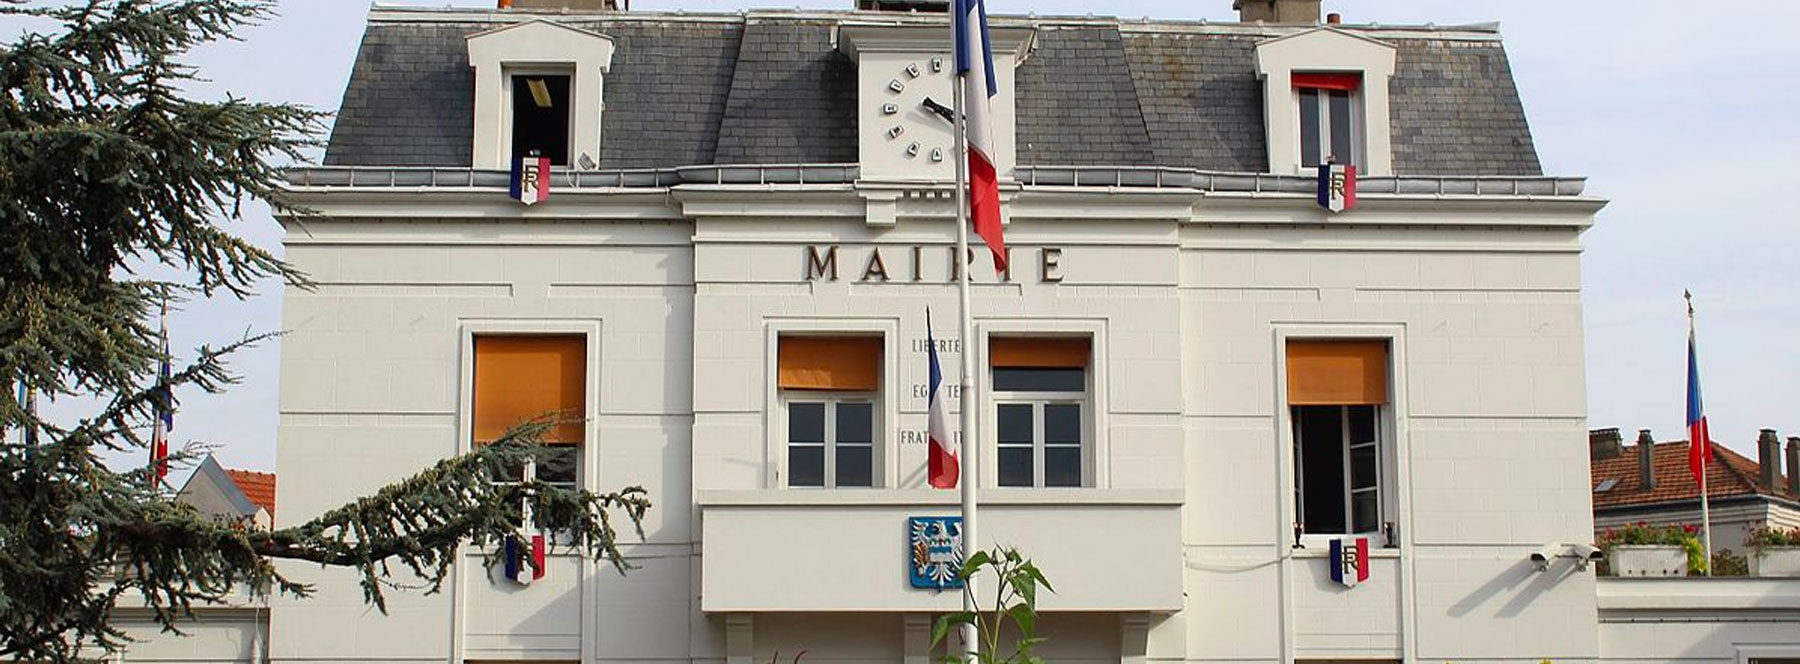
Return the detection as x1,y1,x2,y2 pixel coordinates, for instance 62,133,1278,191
110,0,1800,662
1591,427,1800,554
176,454,277,530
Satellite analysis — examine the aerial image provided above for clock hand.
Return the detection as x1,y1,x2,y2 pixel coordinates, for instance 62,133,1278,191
921,97,957,124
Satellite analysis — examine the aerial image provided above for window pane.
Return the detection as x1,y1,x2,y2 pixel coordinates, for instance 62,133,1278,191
1348,405,1377,443
511,75,571,165
788,445,824,487
998,447,1034,487
836,402,873,444
1295,406,1345,534
1044,447,1082,487
538,447,578,485
1044,404,1081,445
789,402,824,443
1351,443,1378,489
1328,90,1353,166
1299,88,1321,168
836,444,873,488
1352,490,1379,533
993,368,1085,392
997,404,1034,445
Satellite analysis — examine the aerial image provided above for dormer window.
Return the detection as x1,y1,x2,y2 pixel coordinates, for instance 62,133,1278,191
511,73,572,165
466,20,614,170
1294,73,1361,168
1254,28,1395,176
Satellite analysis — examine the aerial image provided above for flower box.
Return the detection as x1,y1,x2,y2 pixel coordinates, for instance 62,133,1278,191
1609,545,1688,577
1750,546,1800,577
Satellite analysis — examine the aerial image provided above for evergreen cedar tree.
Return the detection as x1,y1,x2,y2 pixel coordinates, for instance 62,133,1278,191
0,1,649,660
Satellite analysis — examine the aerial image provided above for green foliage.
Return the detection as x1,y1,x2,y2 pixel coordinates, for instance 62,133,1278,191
930,547,1054,664
1746,523,1800,552
1710,548,1749,577
0,2,650,661
1596,522,1707,575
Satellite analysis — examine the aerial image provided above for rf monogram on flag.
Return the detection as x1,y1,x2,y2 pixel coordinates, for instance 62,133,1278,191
1317,160,1357,213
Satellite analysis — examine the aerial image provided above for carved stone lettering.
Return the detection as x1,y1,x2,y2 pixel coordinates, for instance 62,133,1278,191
862,248,891,282
1041,247,1064,283
807,245,839,281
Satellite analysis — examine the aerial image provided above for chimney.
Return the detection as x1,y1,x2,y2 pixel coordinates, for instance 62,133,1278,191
1787,437,1800,496
1326,12,1342,24
1637,429,1657,490
1589,427,1623,460
501,0,620,10
1233,0,1322,23
1758,429,1782,491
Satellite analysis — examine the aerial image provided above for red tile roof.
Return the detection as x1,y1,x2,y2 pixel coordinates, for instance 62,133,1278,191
224,468,276,517
1592,440,1794,510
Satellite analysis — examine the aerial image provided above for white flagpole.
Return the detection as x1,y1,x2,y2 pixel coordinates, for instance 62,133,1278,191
950,10,981,661
1688,291,1712,575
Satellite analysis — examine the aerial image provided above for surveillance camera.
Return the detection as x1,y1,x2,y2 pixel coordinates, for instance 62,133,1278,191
1530,543,1558,572
1570,543,1602,569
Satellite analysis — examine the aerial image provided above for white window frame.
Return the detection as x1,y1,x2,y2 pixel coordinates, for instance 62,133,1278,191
466,19,614,170
976,319,1108,490
1273,324,1410,551
991,395,1089,488
779,392,880,489
1292,404,1385,536
1296,85,1362,169
503,66,578,166
456,320,602,493
762,319,898,490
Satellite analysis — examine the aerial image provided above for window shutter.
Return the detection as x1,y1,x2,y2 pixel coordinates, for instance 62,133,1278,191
1292,72,1362,91
1287,339,1389,405
990,337,1091,369
473,335,586,445
778,337,881,391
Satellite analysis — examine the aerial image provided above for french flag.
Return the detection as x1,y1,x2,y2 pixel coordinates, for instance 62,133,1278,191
510,154,549,206
1330,537,1369,588
926,309,958,489
954,0,1005,272
1686,324,1712,483
504,532,545,586
1318,162,1356,212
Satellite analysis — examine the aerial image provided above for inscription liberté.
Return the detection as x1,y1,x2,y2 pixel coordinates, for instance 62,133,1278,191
802,245,1065,283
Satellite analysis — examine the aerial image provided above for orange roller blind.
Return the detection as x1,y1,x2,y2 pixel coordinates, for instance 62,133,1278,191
473,335,586,445
778,336,881,391
1287,339,1389,405
990,337,1091,369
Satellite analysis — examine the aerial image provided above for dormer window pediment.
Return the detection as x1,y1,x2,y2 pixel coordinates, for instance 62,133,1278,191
467,20,616,170
1254,27,1396,177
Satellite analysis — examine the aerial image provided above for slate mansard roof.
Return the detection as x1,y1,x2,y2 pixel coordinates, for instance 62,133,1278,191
324,7,1542,176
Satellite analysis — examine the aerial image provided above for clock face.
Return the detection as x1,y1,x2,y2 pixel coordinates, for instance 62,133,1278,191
878,56,954,163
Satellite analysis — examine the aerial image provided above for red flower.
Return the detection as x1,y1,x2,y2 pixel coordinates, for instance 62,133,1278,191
1683,524,1697,534
1637,521,1648,527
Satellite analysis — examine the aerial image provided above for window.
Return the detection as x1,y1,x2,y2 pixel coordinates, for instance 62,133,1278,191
1287,339,1389,536
511,74,571,166
472,334,585,488
990,337,1090,488
778,336,882,488
1294,73,1361,168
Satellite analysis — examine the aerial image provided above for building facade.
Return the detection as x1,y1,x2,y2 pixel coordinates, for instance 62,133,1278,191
112,1,1800,663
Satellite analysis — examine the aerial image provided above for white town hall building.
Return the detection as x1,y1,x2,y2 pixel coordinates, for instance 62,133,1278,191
113,0,1800,663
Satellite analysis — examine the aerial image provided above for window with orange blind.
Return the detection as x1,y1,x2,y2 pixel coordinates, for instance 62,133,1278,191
472,334,585,486
989,336,1090,488
777,335,882,488
1286,339,1390,538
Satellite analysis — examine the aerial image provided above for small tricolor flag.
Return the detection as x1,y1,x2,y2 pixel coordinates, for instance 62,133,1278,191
1686,317,1712,483
151,307,173,483
1318,162,1357,213
504,532,546,586
926,309,959,489
510,154,550,206
1329,537,1369,588
954,0,1006,272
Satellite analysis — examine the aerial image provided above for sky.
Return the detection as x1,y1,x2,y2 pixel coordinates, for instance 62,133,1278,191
29,0,1799,475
